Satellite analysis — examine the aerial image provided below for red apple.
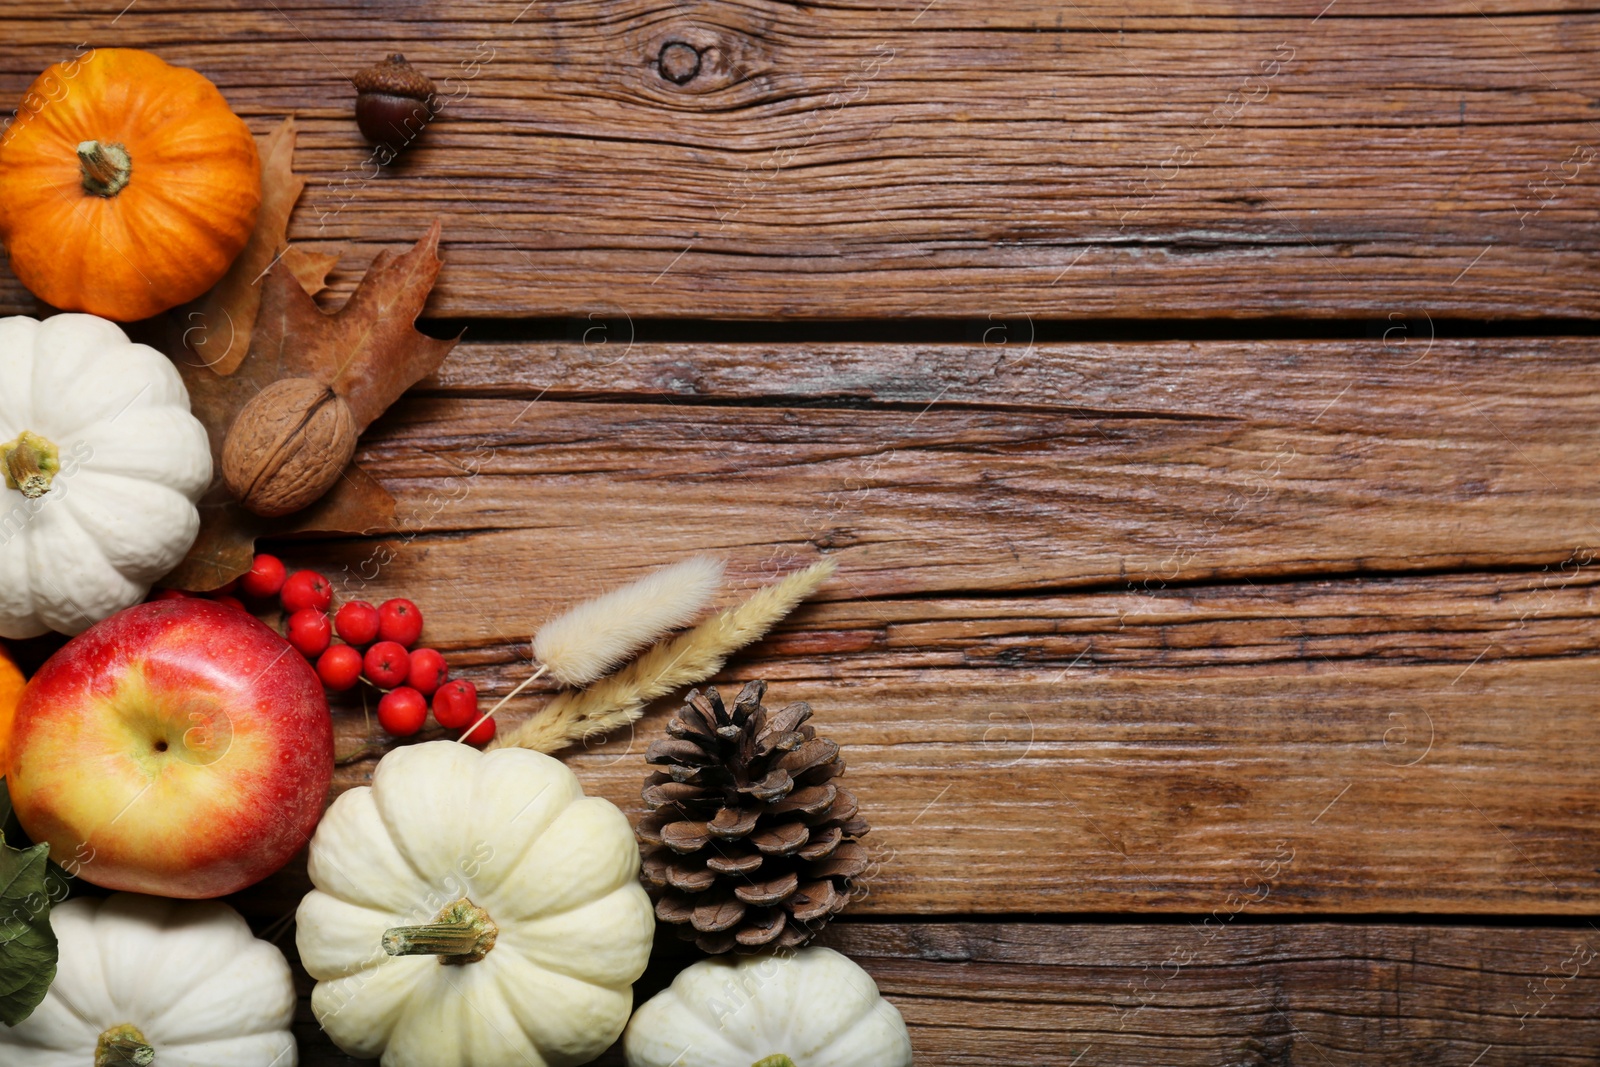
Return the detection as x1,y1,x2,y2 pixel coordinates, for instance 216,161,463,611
7,600,333,899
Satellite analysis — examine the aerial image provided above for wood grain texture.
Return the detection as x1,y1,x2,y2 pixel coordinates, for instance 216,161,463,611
275,922,1600,1066
829,922,1600,1066
312,647,1600,915
169,336,1599,916
388,337,1600,596
2,3,1599,318
1,2,1594,1060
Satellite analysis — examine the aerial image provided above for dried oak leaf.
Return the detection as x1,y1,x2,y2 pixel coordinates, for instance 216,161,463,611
165,469,395,592
246,219,456,429
180,116,342,374
167,222,456,591
283,246,342,295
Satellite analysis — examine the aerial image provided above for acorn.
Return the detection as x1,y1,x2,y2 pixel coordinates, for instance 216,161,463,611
351,54,437,154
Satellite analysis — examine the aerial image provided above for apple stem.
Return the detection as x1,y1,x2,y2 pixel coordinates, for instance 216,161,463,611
2,430,61,499
382,898,497,964
96,1024,155,1067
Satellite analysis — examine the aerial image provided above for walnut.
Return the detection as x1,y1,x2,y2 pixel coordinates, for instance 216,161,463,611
221,377,358,518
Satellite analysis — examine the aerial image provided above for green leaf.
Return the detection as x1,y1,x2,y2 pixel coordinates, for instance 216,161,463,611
0,779,58,1027
0,778,18,838
0,780,76,907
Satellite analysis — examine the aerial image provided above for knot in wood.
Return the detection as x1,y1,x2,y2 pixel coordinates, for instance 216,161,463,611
658,41,702,85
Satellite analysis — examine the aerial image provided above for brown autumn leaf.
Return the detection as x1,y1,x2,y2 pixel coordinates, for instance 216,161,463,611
283,246,342,296
167,223,456,591
247,219,456,431
180,117,339,373
163,469,396,592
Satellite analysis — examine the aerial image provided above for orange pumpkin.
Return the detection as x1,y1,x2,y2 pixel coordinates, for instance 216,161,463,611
0,643,23,779
0,48,261,322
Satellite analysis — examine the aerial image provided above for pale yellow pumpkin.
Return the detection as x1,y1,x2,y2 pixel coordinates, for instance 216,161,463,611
297,741,656,1067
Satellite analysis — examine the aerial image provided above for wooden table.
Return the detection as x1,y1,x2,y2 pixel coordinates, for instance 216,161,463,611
6,2,1600,1062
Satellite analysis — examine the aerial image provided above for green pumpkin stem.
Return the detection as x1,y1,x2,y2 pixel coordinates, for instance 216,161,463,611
383,919,480,956
78,140,132,197
96,1023,155,1067
2,430,60,498
382,898,497,964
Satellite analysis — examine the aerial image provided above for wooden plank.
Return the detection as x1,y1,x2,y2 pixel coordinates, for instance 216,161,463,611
274,922,1600,1065
311,649,1600,915
829,922,1600,1065
3,4,1599,318
372,338,1600,597
426,336,1600,409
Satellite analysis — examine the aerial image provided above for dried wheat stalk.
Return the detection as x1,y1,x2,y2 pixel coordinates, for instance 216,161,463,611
456,555,723,741
492,558,836,754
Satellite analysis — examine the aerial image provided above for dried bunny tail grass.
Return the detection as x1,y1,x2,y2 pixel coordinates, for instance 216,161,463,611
454,555,724,744
533,555,725,687
493,557,837,754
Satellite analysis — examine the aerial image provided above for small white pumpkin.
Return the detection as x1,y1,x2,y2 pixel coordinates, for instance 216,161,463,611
0,313,211,638
0,892,297,1066
624,947,913,1067
296,740,655,1067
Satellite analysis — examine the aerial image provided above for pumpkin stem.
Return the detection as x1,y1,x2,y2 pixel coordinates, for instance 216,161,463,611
2,430,61,498
753,1057,798,1067
78,140,132,197
382,897,497,964
96,1023,155,1067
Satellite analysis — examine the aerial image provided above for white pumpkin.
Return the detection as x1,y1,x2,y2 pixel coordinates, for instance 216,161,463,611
0,892,297,1067
624,947,913,1067
0,313,211,638
296,740,656,1067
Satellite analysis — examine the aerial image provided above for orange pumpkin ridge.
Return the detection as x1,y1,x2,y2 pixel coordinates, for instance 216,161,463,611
0,48,262,322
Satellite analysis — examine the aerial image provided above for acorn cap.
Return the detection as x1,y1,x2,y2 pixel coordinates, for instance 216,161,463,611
351,54,436,101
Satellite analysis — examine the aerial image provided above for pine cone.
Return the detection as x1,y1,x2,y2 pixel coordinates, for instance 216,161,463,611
638,681,871,953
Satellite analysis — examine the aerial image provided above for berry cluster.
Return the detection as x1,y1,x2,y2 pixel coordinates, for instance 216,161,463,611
155,555,488,744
